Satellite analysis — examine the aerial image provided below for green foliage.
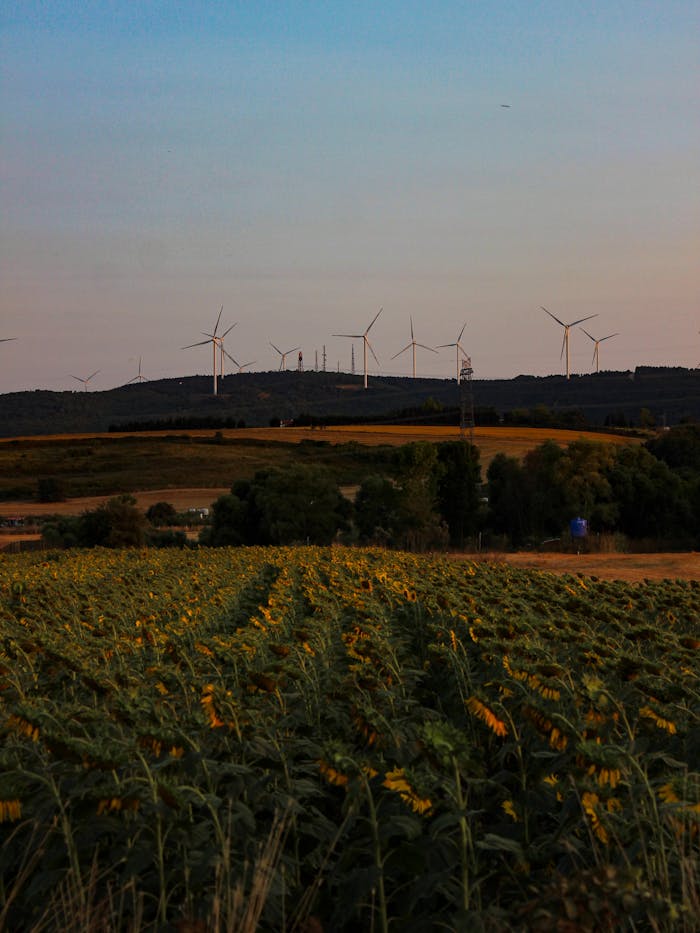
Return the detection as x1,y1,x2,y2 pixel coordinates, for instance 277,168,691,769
646,424,700,476
145,501,178,527
205,465,351,546
354,474,401,544
487,437,698,548
0,548,698,931
41,495,147,548
436,440,482,546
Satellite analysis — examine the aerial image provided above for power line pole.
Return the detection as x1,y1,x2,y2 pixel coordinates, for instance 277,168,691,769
460,357,475,444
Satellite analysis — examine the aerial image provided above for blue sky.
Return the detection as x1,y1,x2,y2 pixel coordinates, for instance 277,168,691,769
1,1,698,392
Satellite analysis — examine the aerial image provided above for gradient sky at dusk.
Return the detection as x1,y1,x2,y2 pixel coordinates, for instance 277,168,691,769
1,1,698,393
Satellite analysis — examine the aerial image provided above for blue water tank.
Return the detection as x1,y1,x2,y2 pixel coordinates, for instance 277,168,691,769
570,517,588,538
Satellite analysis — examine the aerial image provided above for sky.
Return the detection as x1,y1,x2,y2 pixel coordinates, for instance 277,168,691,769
1,1,699,394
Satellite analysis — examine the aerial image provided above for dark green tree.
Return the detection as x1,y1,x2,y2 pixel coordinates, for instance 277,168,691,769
606,446,691,541
391,442,448,551
204,466,350,546
146,501,178,527
486,453,530,546
354,474,401,544
436,441,482,546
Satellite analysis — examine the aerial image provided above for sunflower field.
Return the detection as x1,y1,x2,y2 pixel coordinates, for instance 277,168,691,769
1,547,699,931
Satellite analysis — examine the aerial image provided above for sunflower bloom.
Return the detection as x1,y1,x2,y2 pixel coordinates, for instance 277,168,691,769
383,768,432,815
582,792,608,844
0,800,21,822
466,697,508,737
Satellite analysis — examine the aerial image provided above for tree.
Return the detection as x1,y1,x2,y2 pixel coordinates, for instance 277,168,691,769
606,446,691,541
146,501,178,527
202,493,249,546
522,440,570,539
204,466,351,546
486,453,530,546
391,442,448,551
354,475,401,544
436,441,481,546
553,440,618,532
42,495,147,548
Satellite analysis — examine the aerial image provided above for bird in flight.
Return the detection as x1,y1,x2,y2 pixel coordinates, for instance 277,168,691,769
500,104,511,108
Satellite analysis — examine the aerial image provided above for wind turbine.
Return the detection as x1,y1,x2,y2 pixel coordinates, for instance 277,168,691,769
270,342,300,372
333,308,382,389
127,356,147,384
224,351,256,374
182,306,234,395
438,322,468,383
541,307,597,380
392,316,436,378
71,370,100,392
580,328,618,374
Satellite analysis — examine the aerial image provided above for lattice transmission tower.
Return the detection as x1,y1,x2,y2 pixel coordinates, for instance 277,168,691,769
459,357,475,444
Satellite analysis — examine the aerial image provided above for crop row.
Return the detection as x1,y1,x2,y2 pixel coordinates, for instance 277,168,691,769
1,547,699,930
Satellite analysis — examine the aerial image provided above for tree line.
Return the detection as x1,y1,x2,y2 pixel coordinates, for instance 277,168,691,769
38,425,700,552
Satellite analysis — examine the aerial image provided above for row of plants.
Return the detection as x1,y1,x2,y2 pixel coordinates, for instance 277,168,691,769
1,546,699,930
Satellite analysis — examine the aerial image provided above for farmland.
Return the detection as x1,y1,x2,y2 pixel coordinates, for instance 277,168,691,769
1,546,698,931
0,425,639,503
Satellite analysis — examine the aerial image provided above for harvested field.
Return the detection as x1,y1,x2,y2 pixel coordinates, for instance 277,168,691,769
468,550,700,582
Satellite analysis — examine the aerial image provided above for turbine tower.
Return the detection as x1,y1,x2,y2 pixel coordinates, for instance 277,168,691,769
270,342,300,371
541,307,597,380
333,308,382,389
182,306,235,395
391,316,436,378
71,370,100,392
438,322,468,383
580,328,619,374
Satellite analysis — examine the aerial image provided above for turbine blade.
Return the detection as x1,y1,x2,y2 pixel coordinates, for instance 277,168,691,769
366,337,380,366
569,314,598,327
457,321,467,342
600,333,619,342
213,305,223,336
286,347,300,355
580,328,596,341
87,371,99,380
269,342,282,354
417,343,437,353
391,343,411,360
436,342,455,349
541,306,566,327
365,307,382,335
221,323,237,338
332,333,362,338
410,316,414,340
182,339,211,349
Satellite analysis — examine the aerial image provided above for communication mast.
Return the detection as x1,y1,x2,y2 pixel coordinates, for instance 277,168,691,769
322,345,327,372
351,345,355,375
297,350,304,372
460,357,475,444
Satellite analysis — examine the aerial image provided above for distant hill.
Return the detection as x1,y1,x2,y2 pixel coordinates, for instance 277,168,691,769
0,367,698,437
